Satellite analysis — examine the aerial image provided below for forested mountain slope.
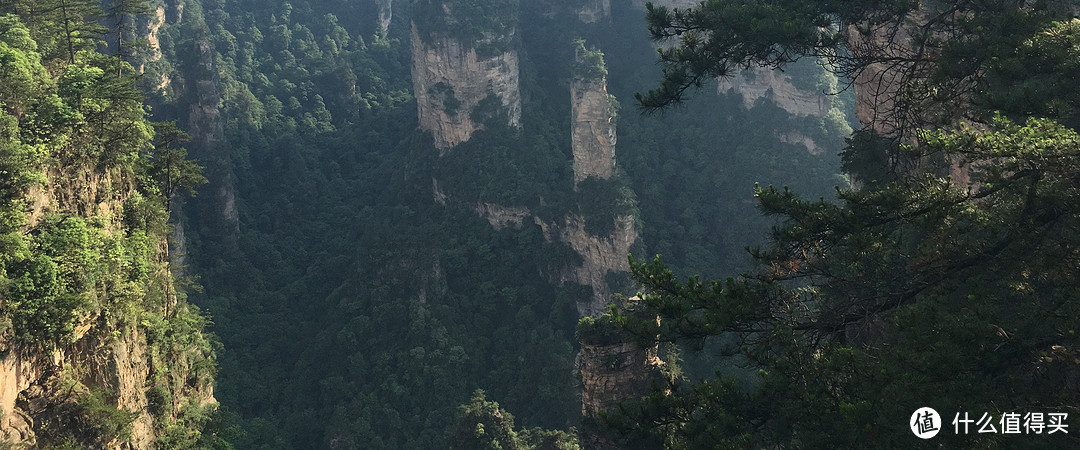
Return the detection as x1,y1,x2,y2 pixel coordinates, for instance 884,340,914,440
0,3,218,447
3,0,848,448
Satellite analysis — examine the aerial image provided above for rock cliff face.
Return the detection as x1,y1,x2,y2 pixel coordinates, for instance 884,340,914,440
717,67,836,154
375,0,393,35
1,158,213,449
577,0,611,23
473,203,530,231
185,34,238,227
565,45,637,316
534,215,637,317
1,324,214,448
845,15,924,136
2,7,217,446
717,68,830,117
577,341,662,418
411,24,522,151
571,74,617,186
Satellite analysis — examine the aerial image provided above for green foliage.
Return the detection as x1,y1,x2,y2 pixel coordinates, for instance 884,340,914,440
572,39,606,81
451,390,580,450
575,313,623,346
612,2,1080,448
413,0,519,56
0,7,216,447
573,176,636,237
154,2,588,447
430,81,461,116
984,18,1080,129
75,389,139,445
34,386,138,449
618,117,1080,447
148,121,208,211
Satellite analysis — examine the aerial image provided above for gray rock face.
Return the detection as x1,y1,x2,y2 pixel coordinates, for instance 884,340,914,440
571,76,617,186
411,24,521,152
374,0,392,35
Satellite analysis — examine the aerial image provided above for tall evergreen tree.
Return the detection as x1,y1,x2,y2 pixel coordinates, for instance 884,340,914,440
105,0,150,76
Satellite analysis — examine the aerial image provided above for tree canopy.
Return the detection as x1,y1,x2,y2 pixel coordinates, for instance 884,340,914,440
610,1,1080,448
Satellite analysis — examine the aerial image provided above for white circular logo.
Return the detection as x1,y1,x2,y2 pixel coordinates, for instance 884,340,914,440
910,407,942,439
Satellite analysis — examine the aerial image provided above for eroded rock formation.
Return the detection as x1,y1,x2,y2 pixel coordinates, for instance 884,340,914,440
577,341,662,418
717,68,830,117
411,24,521,151
534,215,637,317
571,68,617,186
1,328,214,448
578,0,611,23
375,0,393,35
473,203,530,231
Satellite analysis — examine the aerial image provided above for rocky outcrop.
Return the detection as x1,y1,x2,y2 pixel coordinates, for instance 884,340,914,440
566,44,637,315
778,130,822,155
146,5,166,63
3,160,215,448
186,36,238,226
577,341,662,418
578,0,611,23
432,177,448,205
144,5,170,92
537,215,637,317
717,68,830,117
375,0,393,36
571,70,617,186
411,24,522,152
0,349,51,445
1,327,215,448
844,12,927,136
576,308,664,449
474,203,530,231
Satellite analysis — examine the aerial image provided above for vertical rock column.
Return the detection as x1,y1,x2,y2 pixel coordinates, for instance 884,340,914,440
571,46,616,187
575,305,664,449
561,43,635,317
410,23,521,152
374,0,393,36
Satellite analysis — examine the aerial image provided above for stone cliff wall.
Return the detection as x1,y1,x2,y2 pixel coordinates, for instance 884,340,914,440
577,341,662,417
578,0,611,23
375,0,393,35
411,24,522,151
1,327,214,448
717,67,834,154
533,215,637,317
717,68,830,117
571,76,617,186
845,15,924,136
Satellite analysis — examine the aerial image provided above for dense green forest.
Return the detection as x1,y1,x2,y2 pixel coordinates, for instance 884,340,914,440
3,0,854,448
6,0,1080,448
143,0,846,447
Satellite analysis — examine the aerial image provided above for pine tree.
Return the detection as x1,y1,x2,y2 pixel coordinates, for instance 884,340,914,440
609,2,1080,448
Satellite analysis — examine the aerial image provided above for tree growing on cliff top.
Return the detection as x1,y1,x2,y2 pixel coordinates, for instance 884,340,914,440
608,2,1080,448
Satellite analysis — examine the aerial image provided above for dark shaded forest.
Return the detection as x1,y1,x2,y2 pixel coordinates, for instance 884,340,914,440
23,0,1080,449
